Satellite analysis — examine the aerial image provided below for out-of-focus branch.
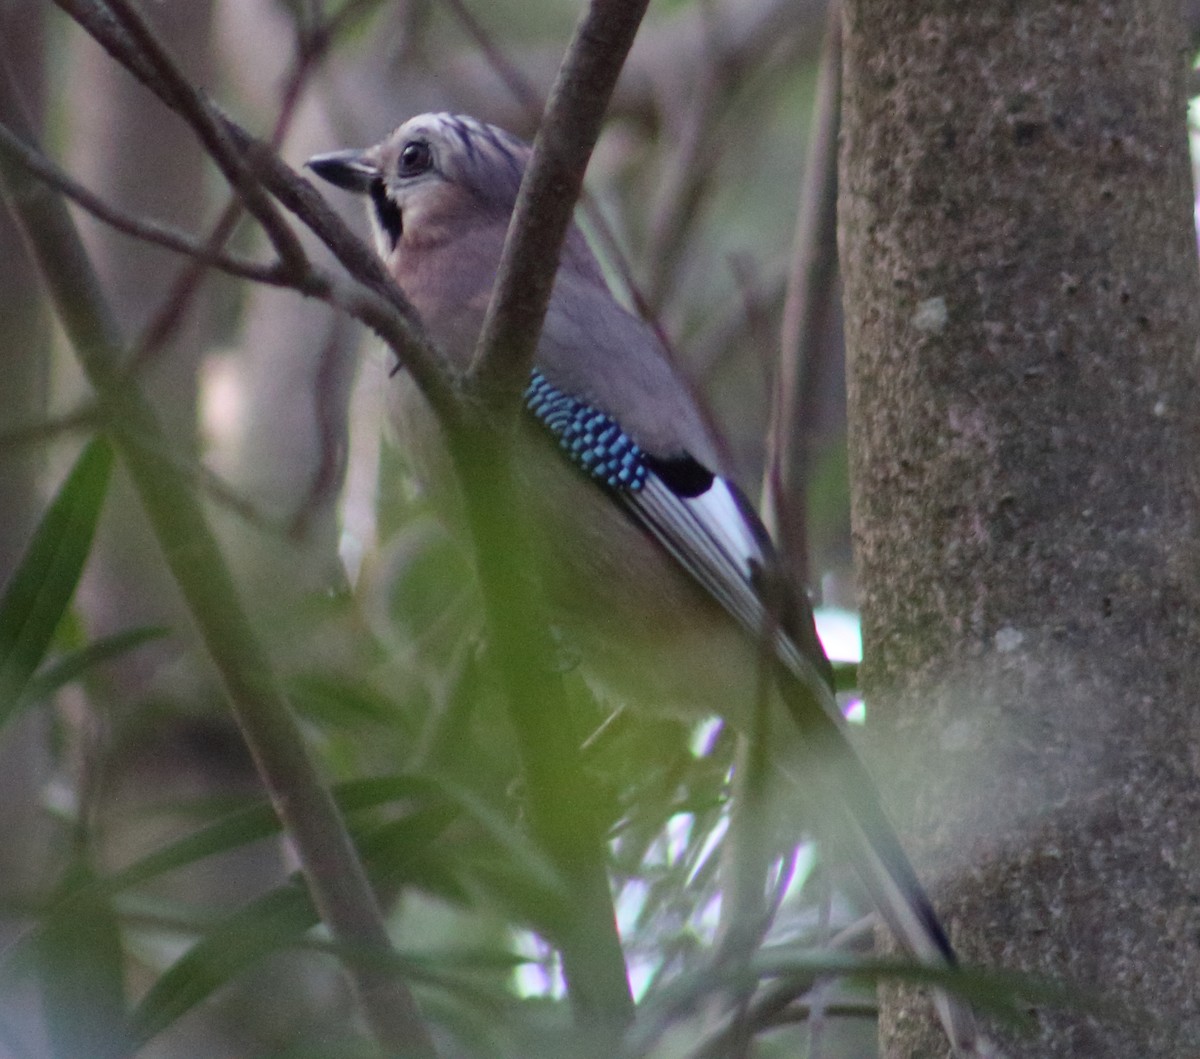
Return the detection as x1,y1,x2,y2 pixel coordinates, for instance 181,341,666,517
447,0,654,1034
0,52,439,1059
691,266,788,382
762,2,842,592
641,30,723,315
446,0,825,134
0,405,98,452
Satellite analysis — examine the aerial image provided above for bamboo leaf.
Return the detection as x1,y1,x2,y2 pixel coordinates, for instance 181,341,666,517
37,862,130,1059
0,437,113,731
128,880,316,1048
17,625,167,711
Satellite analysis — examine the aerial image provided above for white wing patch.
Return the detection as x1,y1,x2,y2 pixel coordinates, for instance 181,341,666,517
631,474,765,634
682,477,764,582
621,469,838,716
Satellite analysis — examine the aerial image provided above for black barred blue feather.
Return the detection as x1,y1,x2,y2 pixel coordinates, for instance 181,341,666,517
525,370,649,490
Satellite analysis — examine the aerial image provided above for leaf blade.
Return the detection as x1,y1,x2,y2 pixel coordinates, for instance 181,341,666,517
0,437,113,730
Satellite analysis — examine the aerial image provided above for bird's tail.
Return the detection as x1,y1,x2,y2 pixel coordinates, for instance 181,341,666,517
771,656,994,1057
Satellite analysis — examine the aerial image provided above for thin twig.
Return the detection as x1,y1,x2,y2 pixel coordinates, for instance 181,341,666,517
0,120,412,396
690,266,788,382
643,31,723,315
132,0,383,370
288,317,354,541
53,0,457,422
761,1,842,591
0,121,288,286
96,0,311,276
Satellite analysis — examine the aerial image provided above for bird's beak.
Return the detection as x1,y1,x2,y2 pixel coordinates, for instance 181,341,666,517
306,149,378,194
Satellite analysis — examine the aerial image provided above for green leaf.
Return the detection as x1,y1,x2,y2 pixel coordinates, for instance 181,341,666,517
103,773,439,893
128,879,317,1048
37,862,130,1059
126,793,478,1047
106,774,444,896
0,437,113,731
16,625,167,710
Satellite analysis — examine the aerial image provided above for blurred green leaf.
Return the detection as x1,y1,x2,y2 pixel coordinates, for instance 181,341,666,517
127,788,528,1048
358,802,467,900
99,771,560,917
106,774,445,896
128,879,317,1049
17,625,167,710
37,862,129,1059
287,671,410,728
0,437,113,731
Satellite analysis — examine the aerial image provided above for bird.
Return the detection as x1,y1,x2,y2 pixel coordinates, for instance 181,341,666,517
308,112,988,1056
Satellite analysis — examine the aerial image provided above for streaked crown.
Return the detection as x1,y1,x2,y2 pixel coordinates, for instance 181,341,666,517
309,113,532,254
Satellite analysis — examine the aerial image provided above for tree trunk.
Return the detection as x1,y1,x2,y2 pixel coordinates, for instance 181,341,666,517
839,2,1200,1056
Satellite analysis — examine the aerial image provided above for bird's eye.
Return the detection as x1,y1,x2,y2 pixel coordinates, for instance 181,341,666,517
398,141,432,177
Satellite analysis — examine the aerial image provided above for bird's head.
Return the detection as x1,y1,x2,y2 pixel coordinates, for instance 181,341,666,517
307,112,529,259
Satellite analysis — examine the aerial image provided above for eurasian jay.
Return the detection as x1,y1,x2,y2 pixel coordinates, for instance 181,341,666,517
309,112,985,1056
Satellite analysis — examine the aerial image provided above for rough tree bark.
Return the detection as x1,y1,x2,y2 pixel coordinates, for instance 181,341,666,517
840,2,1200,1056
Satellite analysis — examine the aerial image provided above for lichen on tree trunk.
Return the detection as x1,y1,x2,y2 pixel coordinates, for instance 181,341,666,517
839,2,1200,1055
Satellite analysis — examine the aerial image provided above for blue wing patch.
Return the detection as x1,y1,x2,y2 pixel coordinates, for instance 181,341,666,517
525,369,648,491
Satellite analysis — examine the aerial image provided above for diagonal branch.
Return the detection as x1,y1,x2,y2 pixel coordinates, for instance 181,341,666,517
52,0,458,423
0,120,289,286
443,0,658,1036
86,0,310,275
0,50,439,1059
133,0,384,368
467,0,653,402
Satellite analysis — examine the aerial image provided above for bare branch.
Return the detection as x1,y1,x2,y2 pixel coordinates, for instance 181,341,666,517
288,317,356,541
52,0,457,421
133,0,381,369
642,32,724,315
762,1,842,591
446,0,825,134
0,119,289,286
68,0,310,276
0,116,423,407
468,0,654,399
